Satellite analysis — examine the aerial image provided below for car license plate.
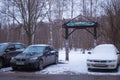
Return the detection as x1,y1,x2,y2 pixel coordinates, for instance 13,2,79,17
16,62,24,65
94,64,107,67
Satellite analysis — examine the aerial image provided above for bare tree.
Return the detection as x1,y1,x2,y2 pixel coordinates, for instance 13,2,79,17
83,0,86,16
102,0,120,48
1,0,48,45
47,0,53,45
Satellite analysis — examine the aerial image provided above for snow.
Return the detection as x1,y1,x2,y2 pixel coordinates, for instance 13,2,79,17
0,67,13,73
36,49,120,75
1,48,120,75
36,49,87,75
93,44,117,54
87,44,118,60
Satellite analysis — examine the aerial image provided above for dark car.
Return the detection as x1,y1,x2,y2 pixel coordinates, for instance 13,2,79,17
0,42,25,68
10,44,58,70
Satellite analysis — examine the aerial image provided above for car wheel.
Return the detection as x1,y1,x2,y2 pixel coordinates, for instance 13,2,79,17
12,67,17,71
0,59,3,69
38,60,43,70
114,65,119,72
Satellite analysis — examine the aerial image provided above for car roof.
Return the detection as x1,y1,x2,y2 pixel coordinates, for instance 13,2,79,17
29,44,51,47
95,44,115,48
0,42,24,45
94,44,117,53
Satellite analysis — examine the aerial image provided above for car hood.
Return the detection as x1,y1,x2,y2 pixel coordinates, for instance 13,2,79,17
87,53,118,60
14,52,42,59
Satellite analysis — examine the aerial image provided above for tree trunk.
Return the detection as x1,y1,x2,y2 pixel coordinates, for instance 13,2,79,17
32,33,35,44
27,33,32,45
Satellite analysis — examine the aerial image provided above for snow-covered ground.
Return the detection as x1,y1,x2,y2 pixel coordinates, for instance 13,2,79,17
1,49,120,75
36,49,87,74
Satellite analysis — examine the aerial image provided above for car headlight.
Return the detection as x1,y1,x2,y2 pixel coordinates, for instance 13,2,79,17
108,60,116,62
11,57,15,60
87,59,93,62
11,57,16,62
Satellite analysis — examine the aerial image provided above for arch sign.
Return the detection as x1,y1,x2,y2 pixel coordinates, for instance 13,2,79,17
63,21,98,61
66,21,97,28
63,21,98,39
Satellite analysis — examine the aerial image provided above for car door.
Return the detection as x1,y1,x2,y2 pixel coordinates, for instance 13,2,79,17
49,46,56,64
4,44,17,64
43,46,51,65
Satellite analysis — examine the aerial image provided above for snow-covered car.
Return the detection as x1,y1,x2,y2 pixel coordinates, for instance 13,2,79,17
87,44,120,71
10,44,58,70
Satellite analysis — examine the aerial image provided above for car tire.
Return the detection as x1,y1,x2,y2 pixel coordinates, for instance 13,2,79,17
0,59,3,69
12,67,17,71
38,60,43,70
114,65,119,72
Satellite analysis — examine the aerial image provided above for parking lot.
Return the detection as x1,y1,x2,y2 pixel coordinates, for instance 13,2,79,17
1,49,120,76
0,49,120,80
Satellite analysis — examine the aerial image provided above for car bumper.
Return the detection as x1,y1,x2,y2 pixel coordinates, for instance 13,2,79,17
87,62,118,69
11,61,38,69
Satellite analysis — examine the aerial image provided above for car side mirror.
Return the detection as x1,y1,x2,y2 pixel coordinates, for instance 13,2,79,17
88,52,91,54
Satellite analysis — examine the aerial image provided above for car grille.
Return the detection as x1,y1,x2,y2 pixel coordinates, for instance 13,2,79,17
93,60,107,63
16,59,26,61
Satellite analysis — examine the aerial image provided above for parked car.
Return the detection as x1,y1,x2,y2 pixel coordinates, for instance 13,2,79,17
0,42,25,68
10,44,58,70
87,44,120,71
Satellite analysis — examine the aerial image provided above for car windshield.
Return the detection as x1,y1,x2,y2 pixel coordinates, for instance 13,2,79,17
94,45,116,54
0,44,6,52
23,46,45,54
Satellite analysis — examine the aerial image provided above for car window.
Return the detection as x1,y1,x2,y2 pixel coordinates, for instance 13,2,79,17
0,45,5,52
46,46,54,51
44,46,55,55
50,46,54,51
15,44,24,49
23,46,45,54
45,46,53,51
114,46,119,53
7,45,16,51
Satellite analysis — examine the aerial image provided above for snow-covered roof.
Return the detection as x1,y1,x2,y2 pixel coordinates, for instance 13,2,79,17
96,44,115,47
93,44,117,54
29,44,51,47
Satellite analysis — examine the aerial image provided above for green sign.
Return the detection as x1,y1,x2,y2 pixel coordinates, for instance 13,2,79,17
66,22,96,27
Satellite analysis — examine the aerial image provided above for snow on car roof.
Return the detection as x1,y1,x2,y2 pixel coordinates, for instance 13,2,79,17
0,42,23,45
29,44,50,47
94,44,117,54
96,44,115,47
0,43,8,45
